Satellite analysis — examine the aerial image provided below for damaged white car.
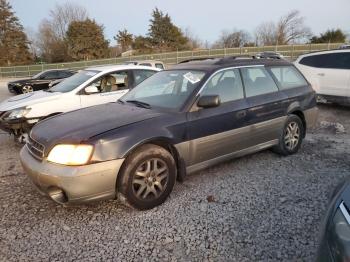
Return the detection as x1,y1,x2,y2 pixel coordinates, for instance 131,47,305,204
0,65,160,142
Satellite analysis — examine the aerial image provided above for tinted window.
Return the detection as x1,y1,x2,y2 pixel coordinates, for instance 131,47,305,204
58,71,73,78
241,67,279,97
139,63,152,67
133,70,157,86
270,66,308,89
42,71,59,79
299,52,350,69
201,69,244,103
155,63,164,69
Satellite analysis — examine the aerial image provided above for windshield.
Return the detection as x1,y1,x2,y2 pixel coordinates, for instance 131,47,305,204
120,70,206,110
31,71,45,79
49,70,99,93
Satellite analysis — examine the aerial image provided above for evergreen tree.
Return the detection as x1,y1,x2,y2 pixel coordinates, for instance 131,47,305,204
0,0,32,66
66,19,109,61
310,29,347,43
148,8,188,51
114,29,133,52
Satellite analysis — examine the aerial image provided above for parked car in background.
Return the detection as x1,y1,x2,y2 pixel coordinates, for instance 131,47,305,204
339,44,350,50
7,69,75,94
20,56,317,209
294,49,350,105
316,176,350,261
0,65,159,142
124,60,165,69
255,51,284,59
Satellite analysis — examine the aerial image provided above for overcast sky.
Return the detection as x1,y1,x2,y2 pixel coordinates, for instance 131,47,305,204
10,0,350,44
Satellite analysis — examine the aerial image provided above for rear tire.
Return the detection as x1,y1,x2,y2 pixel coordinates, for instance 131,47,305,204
117,144,176,210
273,115,304,156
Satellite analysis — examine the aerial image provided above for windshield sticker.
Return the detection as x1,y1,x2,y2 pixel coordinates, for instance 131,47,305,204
183,72,201,84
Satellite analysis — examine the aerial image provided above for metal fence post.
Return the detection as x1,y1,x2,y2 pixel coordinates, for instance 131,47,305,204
176,49,178,63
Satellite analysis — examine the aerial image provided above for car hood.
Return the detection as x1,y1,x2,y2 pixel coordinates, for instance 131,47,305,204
0,91,62,111
31,103,165,149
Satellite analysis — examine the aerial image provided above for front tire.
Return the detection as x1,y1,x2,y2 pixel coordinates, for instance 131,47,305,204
117,144,176,210
274,115,304,156
22,85,34,94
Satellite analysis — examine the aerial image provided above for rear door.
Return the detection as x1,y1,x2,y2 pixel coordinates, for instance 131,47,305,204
240,66,288,146
187,68,249,165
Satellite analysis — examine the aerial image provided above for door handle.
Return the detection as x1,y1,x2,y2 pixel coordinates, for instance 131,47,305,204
317,73,325,76
236,110,246,118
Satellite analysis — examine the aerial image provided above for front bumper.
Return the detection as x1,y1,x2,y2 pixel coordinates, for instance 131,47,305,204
20,146,125,204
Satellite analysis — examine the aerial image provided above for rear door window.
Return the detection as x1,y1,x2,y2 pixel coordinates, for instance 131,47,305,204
139,63,152,67
240,67,279,97
155,63,164,69
269,66,308,89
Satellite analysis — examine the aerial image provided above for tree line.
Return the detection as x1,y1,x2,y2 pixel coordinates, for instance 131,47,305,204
0,0,348,66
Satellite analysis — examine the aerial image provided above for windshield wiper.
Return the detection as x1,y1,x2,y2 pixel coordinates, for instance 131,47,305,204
117,99,125,104
126,100,151,109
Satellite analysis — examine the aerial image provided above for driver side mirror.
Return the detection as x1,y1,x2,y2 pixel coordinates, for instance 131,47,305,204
85,85,99,94
197,95,221,109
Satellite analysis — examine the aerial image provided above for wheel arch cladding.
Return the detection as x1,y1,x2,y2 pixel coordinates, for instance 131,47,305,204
123,138,186,182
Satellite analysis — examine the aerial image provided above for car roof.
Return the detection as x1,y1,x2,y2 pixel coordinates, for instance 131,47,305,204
297,48,350,58
170,56,292,72
85,64,161,72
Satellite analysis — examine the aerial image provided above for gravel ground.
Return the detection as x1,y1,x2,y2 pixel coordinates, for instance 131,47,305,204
0,86,349,261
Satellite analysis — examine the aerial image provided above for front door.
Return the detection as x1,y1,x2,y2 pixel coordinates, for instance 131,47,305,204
79,70,131,108
187,68,249,165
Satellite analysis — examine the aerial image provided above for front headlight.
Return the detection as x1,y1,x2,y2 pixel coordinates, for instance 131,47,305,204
6,108,31,120
47,144,94,165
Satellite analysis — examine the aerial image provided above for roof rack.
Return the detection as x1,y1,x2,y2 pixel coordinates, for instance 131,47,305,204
178,54,283,64
178,57,216,64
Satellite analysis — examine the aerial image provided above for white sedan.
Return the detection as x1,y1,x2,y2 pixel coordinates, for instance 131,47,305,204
0,65,160,142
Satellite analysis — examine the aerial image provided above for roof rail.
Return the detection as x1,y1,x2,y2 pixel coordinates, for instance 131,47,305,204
178,54,283,65
178,57,217,64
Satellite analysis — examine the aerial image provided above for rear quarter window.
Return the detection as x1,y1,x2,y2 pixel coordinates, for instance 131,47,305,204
299,52,350,69
269,66,308,90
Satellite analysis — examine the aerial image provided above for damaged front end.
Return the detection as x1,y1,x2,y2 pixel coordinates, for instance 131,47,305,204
0,109,38,143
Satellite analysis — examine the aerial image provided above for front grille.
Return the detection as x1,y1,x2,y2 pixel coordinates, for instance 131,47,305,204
26,135,45,160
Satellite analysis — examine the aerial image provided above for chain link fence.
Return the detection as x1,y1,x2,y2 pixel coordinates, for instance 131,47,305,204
0,43,342,78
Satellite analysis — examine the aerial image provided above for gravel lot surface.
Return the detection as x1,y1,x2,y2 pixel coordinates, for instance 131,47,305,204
0,86,349,261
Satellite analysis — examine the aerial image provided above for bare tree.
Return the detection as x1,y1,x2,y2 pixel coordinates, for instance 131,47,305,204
183,27,203,49
49,2,88,39
213,29,251,48
36,3,88,62
276,10,311,44
255,10,311,46
255,22,277,46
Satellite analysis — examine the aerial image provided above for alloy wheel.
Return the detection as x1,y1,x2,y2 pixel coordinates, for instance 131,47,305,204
22,85,33,93
132,158,169,200
284,122,300,151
